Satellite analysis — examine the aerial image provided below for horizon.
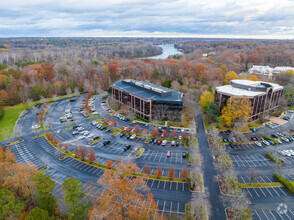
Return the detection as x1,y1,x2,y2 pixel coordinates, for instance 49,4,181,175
1,0,294,39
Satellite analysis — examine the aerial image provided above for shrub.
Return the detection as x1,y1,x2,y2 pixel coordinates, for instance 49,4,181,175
266,152,282,165
274,174,294,194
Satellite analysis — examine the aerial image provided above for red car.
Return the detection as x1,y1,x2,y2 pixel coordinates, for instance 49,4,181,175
167,151,171,157
157,140,162,145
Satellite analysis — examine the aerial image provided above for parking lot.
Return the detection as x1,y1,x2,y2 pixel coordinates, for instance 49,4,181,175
145,178,189,192
243,187,289,198
231,154,273,167
6,142,46,170
238,175,275,183
139,148,187,164
252,208,294,220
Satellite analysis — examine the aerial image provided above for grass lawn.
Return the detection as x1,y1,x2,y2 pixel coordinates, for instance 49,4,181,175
0,103,28,141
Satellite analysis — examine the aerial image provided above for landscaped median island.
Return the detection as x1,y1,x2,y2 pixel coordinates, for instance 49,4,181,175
185,203,208,220
215,154,232,168
266,152,282,165
135,148,145,158
274,173,294,194
6,139,24,146
218,174,243,196
44,132,191,184
89,137,102,145
225,207,252,220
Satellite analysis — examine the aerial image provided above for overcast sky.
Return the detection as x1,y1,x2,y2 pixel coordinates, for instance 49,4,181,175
1,0,294,39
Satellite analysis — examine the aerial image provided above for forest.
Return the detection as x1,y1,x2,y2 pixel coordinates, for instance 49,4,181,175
0,38,294,115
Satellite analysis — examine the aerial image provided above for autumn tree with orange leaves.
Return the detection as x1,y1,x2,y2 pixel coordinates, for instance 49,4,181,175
89,162,159,220
154,165,162,179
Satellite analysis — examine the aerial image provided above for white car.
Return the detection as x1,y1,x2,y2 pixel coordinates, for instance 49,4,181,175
276,139,282,144
181,128,185,133
130,134,136,140
262,140,269,146
171,140,175,146
255,141,262,147
88,133,94,138
92,111,99,115
162,140,167,146
32,124,40,130
77,135,85,140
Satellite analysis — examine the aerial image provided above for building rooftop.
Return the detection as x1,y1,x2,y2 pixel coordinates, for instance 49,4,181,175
216,80,283,97
111,79,183,103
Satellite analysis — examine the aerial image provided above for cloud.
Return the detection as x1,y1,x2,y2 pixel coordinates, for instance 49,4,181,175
0,0,294,38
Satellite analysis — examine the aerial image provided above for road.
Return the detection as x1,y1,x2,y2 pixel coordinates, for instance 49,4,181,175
194,106,226,219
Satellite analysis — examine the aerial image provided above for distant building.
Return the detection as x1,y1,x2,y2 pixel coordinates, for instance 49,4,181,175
110,79,183,121
272,66,294,74
248,65,273,77
215,80,283,121
248,65,294,77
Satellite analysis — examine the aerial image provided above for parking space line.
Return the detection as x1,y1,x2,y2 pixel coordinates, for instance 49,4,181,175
245,188,253,197
262,210,270,220
252,188,260,197
271,187,281,197
254,210,261,220
268,210,277,220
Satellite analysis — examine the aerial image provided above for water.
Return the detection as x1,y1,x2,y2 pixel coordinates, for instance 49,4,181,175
144,44,183,59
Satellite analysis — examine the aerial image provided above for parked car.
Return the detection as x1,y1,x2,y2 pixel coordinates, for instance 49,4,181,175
229,143,234,148
153,139,158,144
167,151,171,157
182,152,186,158
123,145,132,151
249,128,256,132
162,140,167,146
103,140,111,146
120,133,126,138
271,134,279,138
283,116,290,121
93,136,100,140
171,140,175,146
149,138,154,143
281,137,290,143
251,137,257,141
130,134,136,140
262,140,269,146
276,139,282,144
157,140,162,145
176,141,180,146
223,138,228,143
267,140,275,145
72,131,79,135
255,141,262,147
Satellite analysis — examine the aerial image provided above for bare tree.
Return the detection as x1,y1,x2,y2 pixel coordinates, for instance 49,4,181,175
248,168,262,184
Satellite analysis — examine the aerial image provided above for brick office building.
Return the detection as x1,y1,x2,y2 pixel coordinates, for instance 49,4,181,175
110,79,183,121
215,80,283,121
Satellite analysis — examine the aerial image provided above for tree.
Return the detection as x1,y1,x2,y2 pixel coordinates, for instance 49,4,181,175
142,129,148,138
206,101,220,122
180,166,189,181
106,160,114,169
152,129,159,137
26,207,52,220
223,71,239,85
221,96,252,128
162,129,168,138
181,132,187,141
32,173,56,216
62,178,88,220
126,126,132,133
248,168,261,185
143,164,151,174
89,162,158,219
79,146,89,161
108,118,117,128
170,130,177,139
88,148,96,164
167,166,176,180
133,124,141,134
154,165,162,179
2,162,37,201
0,146,16,163
199,91,214,111
0,187,24,220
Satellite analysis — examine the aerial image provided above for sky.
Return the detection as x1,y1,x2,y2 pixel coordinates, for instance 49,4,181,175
1,0,294,39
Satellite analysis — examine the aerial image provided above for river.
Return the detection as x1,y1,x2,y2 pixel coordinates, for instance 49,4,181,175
143,44,183,59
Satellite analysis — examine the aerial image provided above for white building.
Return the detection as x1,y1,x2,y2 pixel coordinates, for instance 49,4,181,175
248,65,273,77
273,66,294,74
